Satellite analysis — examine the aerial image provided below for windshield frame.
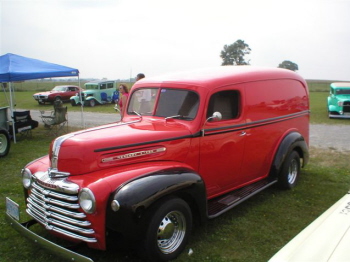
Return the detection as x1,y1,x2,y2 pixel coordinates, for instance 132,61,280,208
127,87,200,121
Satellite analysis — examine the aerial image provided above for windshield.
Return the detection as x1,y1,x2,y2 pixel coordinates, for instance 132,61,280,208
336,89,350,95
84,84,99,90
53,86,67,92
127,88,199,120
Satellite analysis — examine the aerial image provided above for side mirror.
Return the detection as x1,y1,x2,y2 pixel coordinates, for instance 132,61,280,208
202,112,222,136
207,111,222,122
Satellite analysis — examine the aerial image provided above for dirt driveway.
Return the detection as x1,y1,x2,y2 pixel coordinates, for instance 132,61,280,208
28,110,349,152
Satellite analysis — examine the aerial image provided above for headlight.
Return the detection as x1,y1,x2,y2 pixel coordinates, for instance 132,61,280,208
79,188,96,214
22,168,33,189
338,101,343,106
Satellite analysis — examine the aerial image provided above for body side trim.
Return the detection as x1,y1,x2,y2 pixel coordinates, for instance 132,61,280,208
95,111,310,152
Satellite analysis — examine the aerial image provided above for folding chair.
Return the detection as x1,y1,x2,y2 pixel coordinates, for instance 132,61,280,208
101,92,111,104
40,106,68,136
9,110,39,139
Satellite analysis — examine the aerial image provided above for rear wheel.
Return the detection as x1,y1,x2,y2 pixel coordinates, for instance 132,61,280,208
277,150,300,189
0,129,10,157
142,197,192,261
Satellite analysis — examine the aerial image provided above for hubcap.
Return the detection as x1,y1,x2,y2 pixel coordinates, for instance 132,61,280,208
287,159,298,184
0,134,7,154
157,211,186,254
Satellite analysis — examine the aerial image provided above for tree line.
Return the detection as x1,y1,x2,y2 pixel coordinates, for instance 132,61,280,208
220,39,298,71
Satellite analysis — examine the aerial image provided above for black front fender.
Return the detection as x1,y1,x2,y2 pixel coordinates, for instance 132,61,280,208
106,168,207,238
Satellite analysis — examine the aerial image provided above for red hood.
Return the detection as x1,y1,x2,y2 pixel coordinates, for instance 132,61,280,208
52,119,193,175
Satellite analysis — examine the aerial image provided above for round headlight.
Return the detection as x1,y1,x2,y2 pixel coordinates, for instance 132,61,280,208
22,168,33,189
79,188,96,214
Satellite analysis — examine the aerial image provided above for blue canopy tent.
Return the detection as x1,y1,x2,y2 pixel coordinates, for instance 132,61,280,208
0,53,81,142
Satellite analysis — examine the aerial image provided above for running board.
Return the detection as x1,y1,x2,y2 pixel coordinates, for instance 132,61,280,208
207,178,277,218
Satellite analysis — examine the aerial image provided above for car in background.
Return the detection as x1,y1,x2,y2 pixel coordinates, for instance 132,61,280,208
70,80,117,107
327,82,350,118
33,85,83,104
269,190,350,262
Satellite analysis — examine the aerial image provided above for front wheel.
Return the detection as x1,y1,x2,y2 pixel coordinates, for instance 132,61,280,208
89,99,96,107
142,197,192,261
277,150,300,189
0,129,10,157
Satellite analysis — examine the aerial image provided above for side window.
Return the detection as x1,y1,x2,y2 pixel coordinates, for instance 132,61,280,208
107,83,114,89
207,90,240,120
100,83,107,90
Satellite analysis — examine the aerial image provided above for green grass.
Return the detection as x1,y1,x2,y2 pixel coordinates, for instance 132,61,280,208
307,80,333,92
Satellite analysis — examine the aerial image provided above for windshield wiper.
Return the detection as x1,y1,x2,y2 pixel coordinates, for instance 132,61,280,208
164,115,193,122
165,115,182,120
133,111,143,119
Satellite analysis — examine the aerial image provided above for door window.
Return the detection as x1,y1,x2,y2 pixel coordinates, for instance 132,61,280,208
207,90,240,120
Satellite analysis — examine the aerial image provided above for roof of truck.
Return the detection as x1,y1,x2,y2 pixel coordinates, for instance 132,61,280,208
136,66,306,88
331,82,350,88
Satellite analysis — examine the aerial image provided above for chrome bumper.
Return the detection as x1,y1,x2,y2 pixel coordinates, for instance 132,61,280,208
5,213,93,262
329,113,350,118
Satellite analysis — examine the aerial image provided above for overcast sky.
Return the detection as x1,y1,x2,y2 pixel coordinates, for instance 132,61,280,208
1,0,350,81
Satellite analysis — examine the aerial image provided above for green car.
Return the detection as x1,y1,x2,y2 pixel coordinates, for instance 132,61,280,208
327,82,350,118
70,80,118,107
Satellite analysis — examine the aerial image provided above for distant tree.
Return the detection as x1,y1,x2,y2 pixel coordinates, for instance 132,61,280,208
278,60,299,71
220,40,251,66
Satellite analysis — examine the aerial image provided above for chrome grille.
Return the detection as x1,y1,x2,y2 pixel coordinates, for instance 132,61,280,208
26,181,97,243
344,101,350,113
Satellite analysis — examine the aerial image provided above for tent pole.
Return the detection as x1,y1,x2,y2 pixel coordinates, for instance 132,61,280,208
78,76,85,128
9,82,17,143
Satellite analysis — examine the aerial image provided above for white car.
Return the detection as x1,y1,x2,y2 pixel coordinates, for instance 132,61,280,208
269,191,350,262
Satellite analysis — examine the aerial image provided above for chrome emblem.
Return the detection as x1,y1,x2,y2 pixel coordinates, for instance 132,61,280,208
102,147,166,163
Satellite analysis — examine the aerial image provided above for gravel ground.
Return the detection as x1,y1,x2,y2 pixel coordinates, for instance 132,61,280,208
310,124,349,152
27,110,349,152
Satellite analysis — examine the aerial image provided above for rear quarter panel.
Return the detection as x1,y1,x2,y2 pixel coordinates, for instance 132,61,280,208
241,79,309,181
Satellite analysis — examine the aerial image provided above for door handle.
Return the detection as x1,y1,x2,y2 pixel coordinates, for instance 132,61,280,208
239,131,246,136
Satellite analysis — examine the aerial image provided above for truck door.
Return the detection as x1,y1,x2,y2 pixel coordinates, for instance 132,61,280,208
199,88,246,198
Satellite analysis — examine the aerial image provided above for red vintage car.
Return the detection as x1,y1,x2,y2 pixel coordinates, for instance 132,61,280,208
33,85,83,104
7,66,309,261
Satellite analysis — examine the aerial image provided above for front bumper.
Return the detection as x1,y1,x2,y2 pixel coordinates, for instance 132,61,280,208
5,213,93,262
329,113,350,118
33,97,49,102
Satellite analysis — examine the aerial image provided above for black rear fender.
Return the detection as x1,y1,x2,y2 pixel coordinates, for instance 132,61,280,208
270,132,309,179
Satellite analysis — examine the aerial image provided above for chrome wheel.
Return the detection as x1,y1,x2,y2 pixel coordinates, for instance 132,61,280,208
157,211,186,254
278,150,300,189
142,197,192,261
287,158,298,185
0,130,10,157
0,133,7,154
